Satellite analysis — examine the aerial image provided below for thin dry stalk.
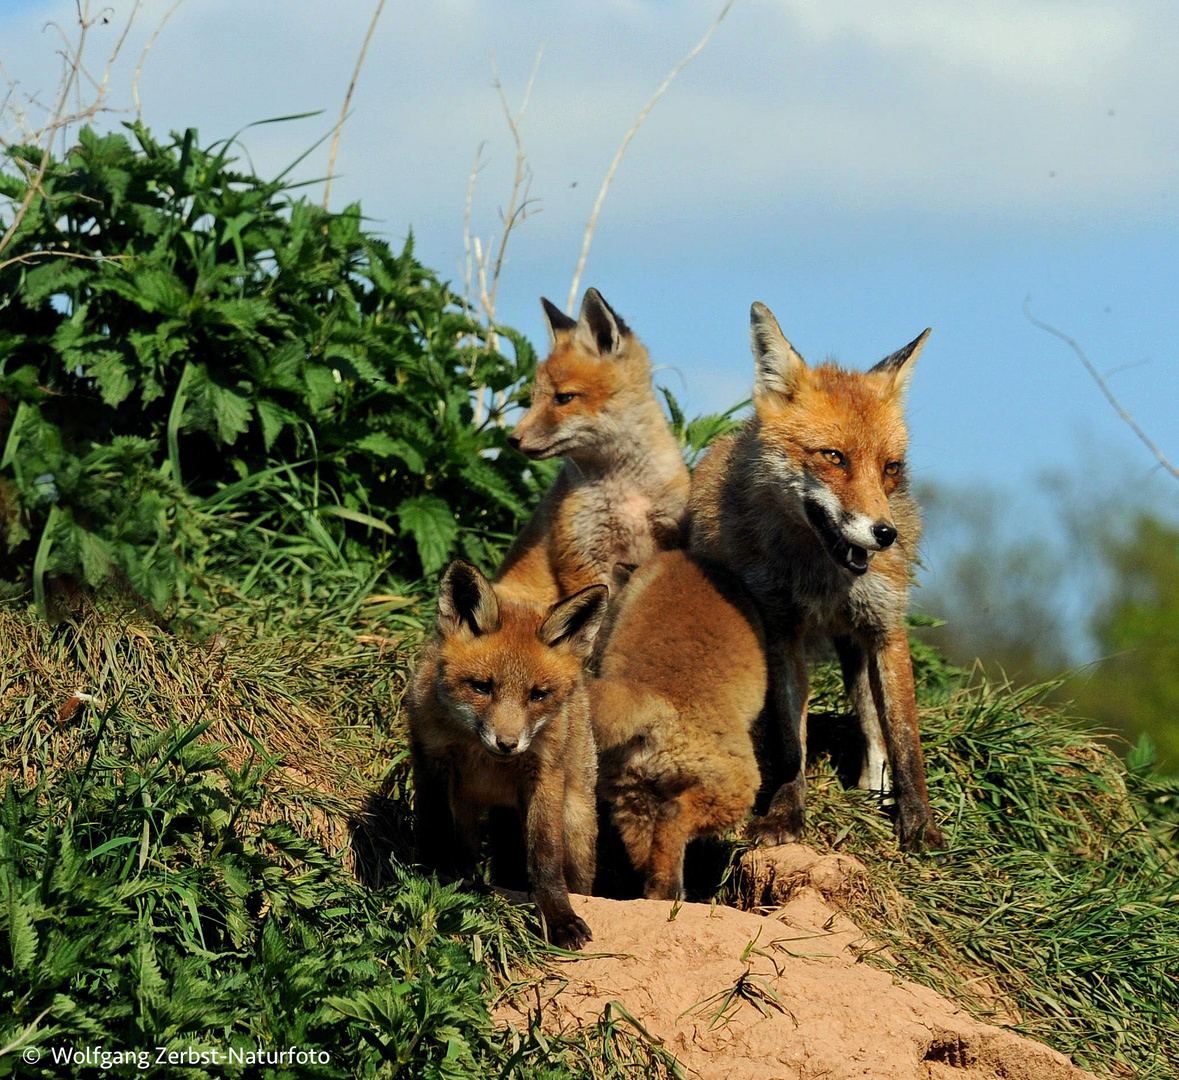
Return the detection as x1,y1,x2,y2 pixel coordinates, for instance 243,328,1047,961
488,50,542,312
461,142,487,319
132,0,185,121
462,50,543,426
1025,301,1179,485
96,0,143,106
0,248,129,274
0,1,92,262
566,0,734,313
1,0,147,266
324,0,388,211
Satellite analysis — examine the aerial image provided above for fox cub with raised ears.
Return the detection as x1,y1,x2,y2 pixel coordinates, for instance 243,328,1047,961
408,560,608,949
590,549,766,900
495,288,690,605
689,302,943,852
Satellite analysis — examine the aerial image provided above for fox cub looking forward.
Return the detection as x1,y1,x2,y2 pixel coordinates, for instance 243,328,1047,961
690,303,943,852
496,288,690,605
408,561,608,949
591,549,766,900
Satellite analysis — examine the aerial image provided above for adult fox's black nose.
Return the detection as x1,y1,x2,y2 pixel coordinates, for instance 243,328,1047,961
496,733,519,753
872,522,897,548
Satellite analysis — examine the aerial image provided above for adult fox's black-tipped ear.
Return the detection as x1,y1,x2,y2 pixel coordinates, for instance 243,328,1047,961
750,301,806,400
575,288,631,357
538,583,609,658
436,560,500,639
541,296,577,338
871,327,931,393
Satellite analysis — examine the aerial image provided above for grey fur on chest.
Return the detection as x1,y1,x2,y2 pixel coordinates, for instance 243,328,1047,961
739,538,904,638
569,472,682,564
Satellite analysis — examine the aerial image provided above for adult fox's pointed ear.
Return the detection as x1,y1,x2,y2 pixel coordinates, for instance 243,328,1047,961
541,296,577,339
436,560,500,639
538,583,609,659
750,302,807,400
871,328,931,394
574,288,631,358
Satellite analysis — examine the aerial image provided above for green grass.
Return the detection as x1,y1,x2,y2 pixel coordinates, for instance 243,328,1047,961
0,584,681,1079
2,559,1178,1078
795,660,1179,1079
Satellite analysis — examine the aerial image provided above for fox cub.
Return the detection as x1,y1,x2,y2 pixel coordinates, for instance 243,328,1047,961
496,288,690,605
590,549,766,899
408,560,608,949
690,302,943,851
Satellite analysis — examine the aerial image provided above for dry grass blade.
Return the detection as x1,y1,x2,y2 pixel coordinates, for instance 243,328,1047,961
566,0,735,313
323,0,388,211
1024,299,1179,485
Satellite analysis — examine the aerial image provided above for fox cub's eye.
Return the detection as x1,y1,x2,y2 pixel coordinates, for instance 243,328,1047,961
529,687,552,702
467,678,493,696
553,391,576,406
820,449,846,466
883,461,903,477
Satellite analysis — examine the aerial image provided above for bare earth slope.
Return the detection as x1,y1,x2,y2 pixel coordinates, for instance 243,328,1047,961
500,845,1099,1080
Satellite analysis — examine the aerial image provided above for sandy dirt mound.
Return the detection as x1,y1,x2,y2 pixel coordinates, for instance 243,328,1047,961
499,845,1098,1080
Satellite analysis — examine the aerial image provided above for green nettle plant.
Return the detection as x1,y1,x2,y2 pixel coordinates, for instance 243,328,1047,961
0,123,548,613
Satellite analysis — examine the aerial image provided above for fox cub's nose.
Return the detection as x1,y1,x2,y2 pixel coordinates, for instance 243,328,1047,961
872,522,898,549
507,433,522,450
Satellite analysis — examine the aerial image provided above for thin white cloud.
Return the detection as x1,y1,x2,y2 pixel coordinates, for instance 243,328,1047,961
777,0,1137,91
2,0,1177,240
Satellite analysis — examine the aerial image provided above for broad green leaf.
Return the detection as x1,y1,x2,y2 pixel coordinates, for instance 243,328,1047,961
396,494,458,577
8,896,37,973
84,350,135,408
255,397,296,452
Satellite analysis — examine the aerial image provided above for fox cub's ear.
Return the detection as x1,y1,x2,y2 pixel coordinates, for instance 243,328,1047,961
436,560,500,639
870,327,931,394
538,584,609,658
574,288,631,358
540,296,578,339
750,302,807,399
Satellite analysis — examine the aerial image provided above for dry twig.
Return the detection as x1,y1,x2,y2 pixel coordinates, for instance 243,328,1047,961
566,0,734,312
1,0,146,263
132,0,184,121
1025,299,1178,484
462,49,543,426
324,0,388,211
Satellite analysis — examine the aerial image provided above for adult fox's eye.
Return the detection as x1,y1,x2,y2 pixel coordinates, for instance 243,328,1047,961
553,392,576,405
884,460,903,477
820,449,846,466
468,678,493,696
529,687,552,702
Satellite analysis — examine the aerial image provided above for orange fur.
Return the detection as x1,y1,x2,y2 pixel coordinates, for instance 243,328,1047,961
496,289,689,606
690,303,942,852
408,561,607,949
591,550,766,898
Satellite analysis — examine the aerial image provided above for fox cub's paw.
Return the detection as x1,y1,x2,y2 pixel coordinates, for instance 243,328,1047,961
546,910,593,951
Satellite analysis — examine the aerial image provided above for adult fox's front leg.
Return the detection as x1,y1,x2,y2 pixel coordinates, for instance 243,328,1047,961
833,635,890,795
867,628,943,851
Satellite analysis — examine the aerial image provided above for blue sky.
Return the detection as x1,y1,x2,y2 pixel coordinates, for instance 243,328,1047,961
3,0,1177,627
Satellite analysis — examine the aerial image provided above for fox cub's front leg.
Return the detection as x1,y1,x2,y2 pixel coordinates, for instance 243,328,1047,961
523,769,592,950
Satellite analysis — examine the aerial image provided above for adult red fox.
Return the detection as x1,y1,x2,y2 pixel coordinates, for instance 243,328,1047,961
496,288,690,605
690,302,943,851
407,560,608,949
590,549,766,899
